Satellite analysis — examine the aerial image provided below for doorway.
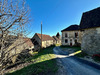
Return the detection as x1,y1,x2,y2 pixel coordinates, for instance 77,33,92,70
70,39,72,46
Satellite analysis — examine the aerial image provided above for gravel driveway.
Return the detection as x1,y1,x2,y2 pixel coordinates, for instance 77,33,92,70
53,46,100,75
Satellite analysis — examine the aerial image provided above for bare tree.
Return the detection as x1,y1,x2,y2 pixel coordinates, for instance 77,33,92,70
0,0,30,74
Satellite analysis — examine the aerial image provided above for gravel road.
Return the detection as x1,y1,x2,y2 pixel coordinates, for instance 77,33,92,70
53,47,100,75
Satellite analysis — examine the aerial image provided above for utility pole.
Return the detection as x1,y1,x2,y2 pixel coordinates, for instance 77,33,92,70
41,21,42,48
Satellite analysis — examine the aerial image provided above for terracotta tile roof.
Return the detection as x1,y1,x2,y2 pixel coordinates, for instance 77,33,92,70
80,7,100,29
36,33,54,41
61,25,79,32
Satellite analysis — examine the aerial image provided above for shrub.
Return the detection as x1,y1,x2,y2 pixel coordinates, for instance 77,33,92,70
73,43,81,47
93,54,100,62
60,45,70,48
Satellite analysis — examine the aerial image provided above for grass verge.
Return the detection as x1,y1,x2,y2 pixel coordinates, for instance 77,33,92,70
75,51,88,57
60,45,88,57
6,45,58,75
60,45,81,51
55,44,61,46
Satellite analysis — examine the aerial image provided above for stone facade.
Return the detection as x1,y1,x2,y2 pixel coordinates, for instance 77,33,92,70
81,27,100,55
62,31,82,46
42,40,53,48
52,36,61,45
31,33,54,49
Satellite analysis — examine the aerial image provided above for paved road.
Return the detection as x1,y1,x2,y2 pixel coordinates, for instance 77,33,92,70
53,47,100,75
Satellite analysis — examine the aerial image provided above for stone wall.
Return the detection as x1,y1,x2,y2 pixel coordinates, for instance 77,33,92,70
42,40,53,48
33,34,54,48
81,28,100,55
32,34,41,46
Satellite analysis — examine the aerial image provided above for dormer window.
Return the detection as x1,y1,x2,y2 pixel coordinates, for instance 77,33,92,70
65,33,68,38
75,32,78,38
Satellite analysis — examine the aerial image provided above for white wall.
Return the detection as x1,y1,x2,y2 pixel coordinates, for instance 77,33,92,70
62,31,81,46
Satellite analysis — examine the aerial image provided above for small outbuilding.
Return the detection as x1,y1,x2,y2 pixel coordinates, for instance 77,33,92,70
31,33,54,49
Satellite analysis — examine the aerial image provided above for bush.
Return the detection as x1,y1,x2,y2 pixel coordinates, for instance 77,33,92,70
60,45,70,48
93,54,100,62
60,44,81,48
73,43,81,47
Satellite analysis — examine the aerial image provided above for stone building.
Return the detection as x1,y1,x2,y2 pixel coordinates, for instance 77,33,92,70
80,7,100,55
61,25,82,46
56,32,61,40
31,33,54,49
52,36,61,44
52,32,61,44
7,38,34,63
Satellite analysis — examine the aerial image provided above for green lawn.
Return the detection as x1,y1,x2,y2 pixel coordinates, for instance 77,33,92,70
7,45,58,75
60,45,88,57
60,45,81,51
75,51,88,57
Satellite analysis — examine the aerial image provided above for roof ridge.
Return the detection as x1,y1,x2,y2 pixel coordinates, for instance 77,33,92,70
35,33,53,41
36,33,51,36
80,7,100,29
83,7,100,14
61,24,79,32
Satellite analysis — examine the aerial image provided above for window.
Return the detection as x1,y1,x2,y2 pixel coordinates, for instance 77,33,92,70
75,32,78,38
65,39,68,43
65,33,68,37
34,41,39,45
75,39,77,44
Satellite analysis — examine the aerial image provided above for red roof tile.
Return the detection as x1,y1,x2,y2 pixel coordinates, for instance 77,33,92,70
36,33,54,41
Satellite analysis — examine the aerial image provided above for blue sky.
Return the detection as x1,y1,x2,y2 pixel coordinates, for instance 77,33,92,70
26,0,100,38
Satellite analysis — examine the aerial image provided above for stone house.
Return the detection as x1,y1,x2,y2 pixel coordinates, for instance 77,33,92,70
80,7,100,55
31,33,54,49
52,32,61,44
7,38,34,63
52,36,61,44
61,25,82,46
56,32,61,40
